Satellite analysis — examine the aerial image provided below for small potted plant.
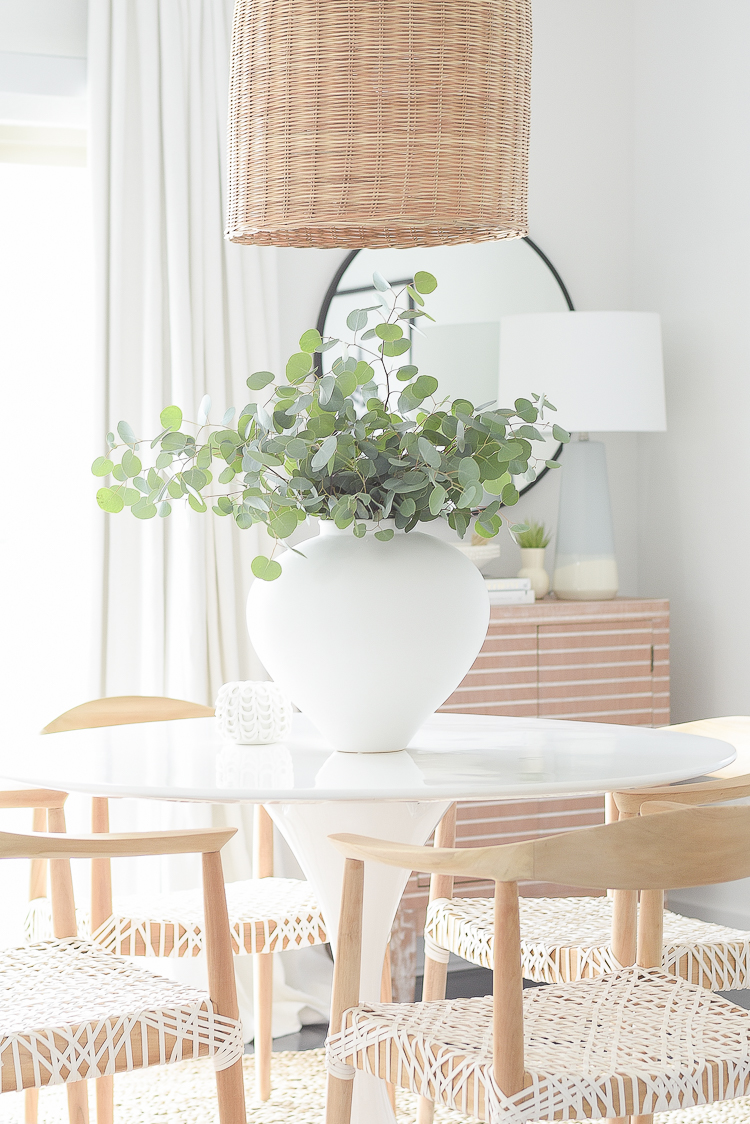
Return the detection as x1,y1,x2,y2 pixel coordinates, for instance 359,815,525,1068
515,520,552,599
92,270,569,751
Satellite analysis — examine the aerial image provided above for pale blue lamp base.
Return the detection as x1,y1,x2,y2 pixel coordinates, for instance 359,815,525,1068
552,437,619,601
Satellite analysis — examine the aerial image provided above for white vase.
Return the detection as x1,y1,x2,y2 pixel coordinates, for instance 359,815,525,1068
246,522,489,753
518,547,549,600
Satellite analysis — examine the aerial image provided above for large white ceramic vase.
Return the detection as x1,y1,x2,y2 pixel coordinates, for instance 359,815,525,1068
247,522,490,753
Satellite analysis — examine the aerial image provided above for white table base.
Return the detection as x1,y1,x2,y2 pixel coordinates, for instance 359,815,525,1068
268,799,451,1124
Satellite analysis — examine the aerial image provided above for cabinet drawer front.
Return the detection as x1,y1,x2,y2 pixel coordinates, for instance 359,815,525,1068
538,619,654,723
440,623,538,716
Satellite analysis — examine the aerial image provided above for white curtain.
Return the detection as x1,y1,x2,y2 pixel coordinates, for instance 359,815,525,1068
86,0,330,1038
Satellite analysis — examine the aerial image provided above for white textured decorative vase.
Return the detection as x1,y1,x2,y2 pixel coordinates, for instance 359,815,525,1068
518,547,549,600
215,680,293,744
247,523,489,753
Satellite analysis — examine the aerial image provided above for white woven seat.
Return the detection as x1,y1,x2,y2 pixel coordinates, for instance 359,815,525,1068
327,967,750,1124
426,894,750,990
93,877,327,958
27,878,326,957
0,938,243,1094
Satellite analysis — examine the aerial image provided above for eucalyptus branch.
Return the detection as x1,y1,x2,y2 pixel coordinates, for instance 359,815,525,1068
93,268,570,580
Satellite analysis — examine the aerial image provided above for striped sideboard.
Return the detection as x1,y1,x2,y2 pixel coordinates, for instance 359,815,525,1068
400,598,670,926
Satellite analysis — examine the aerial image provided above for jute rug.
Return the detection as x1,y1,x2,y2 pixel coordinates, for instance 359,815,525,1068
0,1049,747,1124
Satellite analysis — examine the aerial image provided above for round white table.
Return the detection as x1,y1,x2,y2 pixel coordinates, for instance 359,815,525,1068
1,712,734,1124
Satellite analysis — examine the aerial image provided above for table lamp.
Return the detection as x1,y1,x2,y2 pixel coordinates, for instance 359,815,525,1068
498,311,666,600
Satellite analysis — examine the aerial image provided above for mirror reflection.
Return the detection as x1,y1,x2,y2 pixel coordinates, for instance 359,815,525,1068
319,238,573,498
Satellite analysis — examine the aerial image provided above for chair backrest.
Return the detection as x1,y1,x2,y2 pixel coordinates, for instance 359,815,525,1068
41,695,215,932
331,804,750,891
41,695,214,733
667,715,750,778
614,715,750,814
329,805,750,1099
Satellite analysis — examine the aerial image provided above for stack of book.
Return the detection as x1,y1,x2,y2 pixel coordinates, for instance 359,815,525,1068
485,577,535,605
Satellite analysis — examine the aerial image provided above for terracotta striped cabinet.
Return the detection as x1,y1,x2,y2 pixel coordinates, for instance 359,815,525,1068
399,599,670,938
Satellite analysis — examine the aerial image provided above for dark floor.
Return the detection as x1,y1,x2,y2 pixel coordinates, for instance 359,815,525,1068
246,966,522,1053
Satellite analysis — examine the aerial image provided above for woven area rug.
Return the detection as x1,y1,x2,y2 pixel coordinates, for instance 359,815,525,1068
0,1049,747,1124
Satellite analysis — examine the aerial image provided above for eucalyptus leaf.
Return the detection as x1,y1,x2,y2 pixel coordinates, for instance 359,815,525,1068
417,436,441,468
117,420,136,445
429,484,447,515
160,405,182,431
251,555,282,581
375,323,403,342
247,370,275,391
197,394,211,423
396,365,418,382
91,456,113,477
413,271,437,294
372,271,391,292
346,309,369,332
374,528,394,541
122,450,141,478
299,328,322,353
286,352,312,384
96,487,124,513
311,434,337,471
132,499,157,519
552,424,571,443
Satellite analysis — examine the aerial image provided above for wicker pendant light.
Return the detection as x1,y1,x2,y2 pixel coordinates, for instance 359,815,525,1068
225,0,532,249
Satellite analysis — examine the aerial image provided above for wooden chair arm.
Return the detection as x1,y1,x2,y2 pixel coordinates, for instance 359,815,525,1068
329,832,533,882
614,771,750,815
640,800,689,815
0,789,67,810
41,695,214,734
0,826,236,860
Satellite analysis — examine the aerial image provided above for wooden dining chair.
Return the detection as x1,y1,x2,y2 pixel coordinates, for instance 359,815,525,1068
40,696,328,1107
324,804,750,1124
421,716,750,1016
0,787,69,1124
0,822,245,1124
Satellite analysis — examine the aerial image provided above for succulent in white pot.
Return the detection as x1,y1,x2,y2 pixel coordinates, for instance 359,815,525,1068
93,271,569,752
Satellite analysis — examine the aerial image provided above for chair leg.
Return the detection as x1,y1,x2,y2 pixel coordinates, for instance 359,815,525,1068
325,1074,354,1124
66,1080,90,1124
95,1075,114,1124
380,946,396,1113
416,951,448,1124
215,1059,246,1124
24,1088,38,1124
254,951,273,1101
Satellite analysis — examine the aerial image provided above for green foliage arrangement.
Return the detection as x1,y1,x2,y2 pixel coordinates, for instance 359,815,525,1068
515,520,552,549
92,270,570,580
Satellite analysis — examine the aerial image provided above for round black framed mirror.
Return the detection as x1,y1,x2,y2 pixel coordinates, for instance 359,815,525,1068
316,237,574,501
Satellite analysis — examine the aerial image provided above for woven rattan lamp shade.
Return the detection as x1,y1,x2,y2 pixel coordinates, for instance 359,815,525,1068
225,0,532,249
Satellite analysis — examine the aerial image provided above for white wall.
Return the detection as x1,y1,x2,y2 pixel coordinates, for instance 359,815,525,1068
632,0,750,723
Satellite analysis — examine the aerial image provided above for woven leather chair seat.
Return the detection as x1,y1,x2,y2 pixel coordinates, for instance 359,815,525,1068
327,968,750,1123
0,938,243,1093
28,878,327,958
426,894,750,990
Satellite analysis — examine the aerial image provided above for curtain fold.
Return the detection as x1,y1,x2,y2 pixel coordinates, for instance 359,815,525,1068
86,0,330,1038
89,0,277,704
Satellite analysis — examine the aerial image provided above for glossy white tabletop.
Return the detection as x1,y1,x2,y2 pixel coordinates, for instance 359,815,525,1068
0,712,734,803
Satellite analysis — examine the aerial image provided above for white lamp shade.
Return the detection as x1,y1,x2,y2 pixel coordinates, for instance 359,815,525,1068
498,311,666,432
